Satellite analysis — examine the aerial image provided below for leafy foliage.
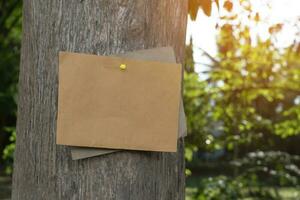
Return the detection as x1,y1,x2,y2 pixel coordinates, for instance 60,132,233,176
188,0,219,20
0,0,22,174
185,0,300,199
275,105,300,138
194,151,300,200
184,0,300,156
2,127,16,175
233,151,300,187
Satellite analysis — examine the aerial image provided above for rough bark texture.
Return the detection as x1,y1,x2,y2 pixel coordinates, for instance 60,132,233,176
12,0,188,199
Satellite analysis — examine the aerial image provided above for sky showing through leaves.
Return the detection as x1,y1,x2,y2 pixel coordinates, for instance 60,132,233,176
186,0,300,79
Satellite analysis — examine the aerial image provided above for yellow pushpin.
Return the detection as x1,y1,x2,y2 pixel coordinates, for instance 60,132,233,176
120,64,127,71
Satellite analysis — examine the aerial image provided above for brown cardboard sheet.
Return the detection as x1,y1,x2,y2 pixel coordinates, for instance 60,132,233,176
57,47,182,153
71,100,186,160
69,47,187,160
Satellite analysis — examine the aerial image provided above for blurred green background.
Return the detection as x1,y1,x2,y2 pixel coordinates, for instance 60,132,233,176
0,0,299,199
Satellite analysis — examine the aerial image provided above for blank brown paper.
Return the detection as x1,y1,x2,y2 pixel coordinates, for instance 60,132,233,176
57,49,182,152
70,47,187,160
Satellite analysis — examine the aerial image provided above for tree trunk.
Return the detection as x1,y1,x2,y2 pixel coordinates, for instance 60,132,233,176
12,1,188,199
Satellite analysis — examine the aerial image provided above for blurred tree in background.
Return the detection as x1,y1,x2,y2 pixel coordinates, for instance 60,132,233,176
186,0,300,154
0,0,22,174
185,0,300,199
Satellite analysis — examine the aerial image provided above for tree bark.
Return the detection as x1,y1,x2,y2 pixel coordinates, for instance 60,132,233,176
12,0,187,199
